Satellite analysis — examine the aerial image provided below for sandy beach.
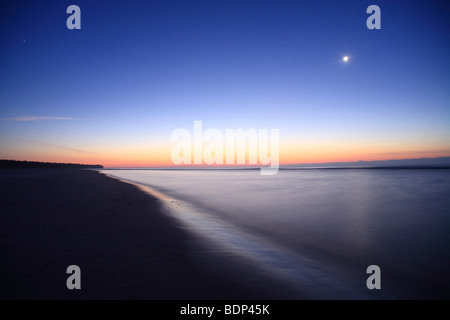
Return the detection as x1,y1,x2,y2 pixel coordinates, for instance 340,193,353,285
0,168,300,299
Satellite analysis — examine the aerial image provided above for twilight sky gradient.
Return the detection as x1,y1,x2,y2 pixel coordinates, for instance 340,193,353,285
1,0,449,167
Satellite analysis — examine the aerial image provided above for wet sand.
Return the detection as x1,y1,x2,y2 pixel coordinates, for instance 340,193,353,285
0,168,301,299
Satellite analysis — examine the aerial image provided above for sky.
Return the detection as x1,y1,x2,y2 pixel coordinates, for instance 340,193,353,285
0,0,449,167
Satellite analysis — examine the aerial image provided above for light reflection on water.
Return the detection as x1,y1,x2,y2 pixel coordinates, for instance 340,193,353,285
102,168,450,299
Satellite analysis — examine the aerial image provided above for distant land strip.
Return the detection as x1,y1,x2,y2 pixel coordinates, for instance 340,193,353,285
285,157,450,168
0,160,103,169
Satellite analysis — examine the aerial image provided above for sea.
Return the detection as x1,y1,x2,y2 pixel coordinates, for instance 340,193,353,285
101,167,450,299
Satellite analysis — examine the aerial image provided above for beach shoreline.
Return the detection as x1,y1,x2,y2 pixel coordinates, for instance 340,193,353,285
0,168,301,299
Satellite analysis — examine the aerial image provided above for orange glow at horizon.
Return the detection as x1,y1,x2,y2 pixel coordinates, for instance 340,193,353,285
103,142,450,167
2,140,450,168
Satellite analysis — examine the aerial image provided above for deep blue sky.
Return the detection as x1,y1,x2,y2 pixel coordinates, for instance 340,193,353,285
0,0,449,165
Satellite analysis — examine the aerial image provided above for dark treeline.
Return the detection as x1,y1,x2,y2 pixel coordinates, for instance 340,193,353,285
0,160,103,169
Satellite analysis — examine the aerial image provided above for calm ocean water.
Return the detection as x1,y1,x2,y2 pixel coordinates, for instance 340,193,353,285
102,168,450,299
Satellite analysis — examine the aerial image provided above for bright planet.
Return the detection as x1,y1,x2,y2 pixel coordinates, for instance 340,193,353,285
343,56,349,62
